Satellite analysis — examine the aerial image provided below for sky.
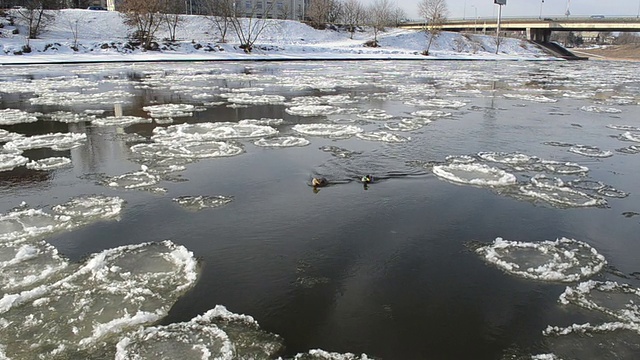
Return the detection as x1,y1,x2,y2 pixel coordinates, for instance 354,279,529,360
361,0,640,20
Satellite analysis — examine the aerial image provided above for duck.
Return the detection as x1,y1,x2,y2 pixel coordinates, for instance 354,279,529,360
312,177,328,187
361,174,372,184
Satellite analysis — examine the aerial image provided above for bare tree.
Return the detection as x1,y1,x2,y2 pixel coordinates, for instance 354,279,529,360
163,0,185,41
204,0,236,43
229,1,275,52
12,0,59,40
121,0,166,49
418,0,448,55
391,5,406,26
615,32,640,45
365,0,393,46
341,0,365,39
307,0,341,28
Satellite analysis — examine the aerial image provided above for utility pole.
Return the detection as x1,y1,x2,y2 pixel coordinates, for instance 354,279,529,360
495,0,506,54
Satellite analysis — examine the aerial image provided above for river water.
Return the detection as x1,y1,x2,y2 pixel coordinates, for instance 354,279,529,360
1,60,640,359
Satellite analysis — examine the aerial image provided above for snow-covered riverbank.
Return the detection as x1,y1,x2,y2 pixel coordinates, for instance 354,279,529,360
0,9,555,65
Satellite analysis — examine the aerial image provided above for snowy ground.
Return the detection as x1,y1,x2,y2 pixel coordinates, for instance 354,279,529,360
0,9,555,64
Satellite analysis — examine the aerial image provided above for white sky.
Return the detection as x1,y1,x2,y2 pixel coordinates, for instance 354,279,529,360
362,0,640,20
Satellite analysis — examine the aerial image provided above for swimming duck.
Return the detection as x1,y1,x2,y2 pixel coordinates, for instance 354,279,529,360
361,174,372,183
312,177,328,187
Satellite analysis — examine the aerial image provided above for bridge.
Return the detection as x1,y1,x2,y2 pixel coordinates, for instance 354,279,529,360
400,17,640,42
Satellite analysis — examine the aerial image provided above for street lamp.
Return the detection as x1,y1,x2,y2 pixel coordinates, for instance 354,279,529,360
539,0,544,20
471,5,477,33
463,0,467,20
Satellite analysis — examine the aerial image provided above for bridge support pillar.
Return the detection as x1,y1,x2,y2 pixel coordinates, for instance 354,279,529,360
528,28,552,42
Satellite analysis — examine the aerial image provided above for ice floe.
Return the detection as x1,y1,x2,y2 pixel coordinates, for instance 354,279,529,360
606,124,640,132
445,155,476,164
29,90,133,106
292,124,363,139
616,145,640,154
0,153,29,172
130,141,244,160
0,109,40,125
143,104,196,118
432,163,517,187
239,118,284,126
503,94,558,103
568,145,613,158
254,136,310,148
105,166,161,190
3,132,87,152
47,111,96,124
26,157,72,171
538,160,589,175
221,93,286,105
292,349,371,359
384,118,429,132
542,322,640,360
173,195,233,211
356,131,410,143
0,241,198,359
0,129,24,143
285,105,343,117
92,115,152,127
405,98,466,108
475,237,607,282
620,131,640,143
558,281,640,323
52,195,126,220
410,109,453,119
115,305,284,360
579,106,622,114
519,177,607,208
357,109,393,120
152,122,278,143
477,151,540,165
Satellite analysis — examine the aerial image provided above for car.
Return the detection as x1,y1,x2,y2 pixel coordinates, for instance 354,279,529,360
87,6,107,10
11,5,27,10
590,15,605,19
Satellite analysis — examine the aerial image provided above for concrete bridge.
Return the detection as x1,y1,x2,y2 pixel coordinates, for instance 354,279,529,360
400,17,640,42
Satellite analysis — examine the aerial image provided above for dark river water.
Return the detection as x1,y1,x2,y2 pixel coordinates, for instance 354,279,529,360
1,60,640,359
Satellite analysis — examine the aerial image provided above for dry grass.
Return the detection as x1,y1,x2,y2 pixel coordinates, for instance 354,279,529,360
572,44,640,61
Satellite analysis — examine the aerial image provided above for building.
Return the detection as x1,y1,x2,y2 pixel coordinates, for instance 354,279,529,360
234,0,309,20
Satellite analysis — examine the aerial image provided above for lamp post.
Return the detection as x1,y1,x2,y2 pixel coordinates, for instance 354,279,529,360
463,0,466,20
539,0,544,20
637,0,640,18
471,5,477,33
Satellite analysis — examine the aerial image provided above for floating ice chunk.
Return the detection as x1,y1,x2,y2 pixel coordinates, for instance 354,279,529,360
410,110,452,118
152,122,278,143
580,106,622,114
254,136,310,148
606,124,640,132
293,349,371,360
115,320,234,360
432,163,517,187
519,183,607,208
239,118,284,126
357,109,393,120
52,195,125,220
105,167,161,190
405,99,466,108
131,141,244,159
92,116,152,127
567,179,603,191
173,195,233,211
0,129,24,143
47,111,96,124
558,281,640,323
445,155,476,164
26,157,72,171
288,95,355,106
3,133,87,152
596,186,629,198
0,208,73,244
542,322,640,360
563,91,595,99
117,304,284,360
476,237,607,282
0,241,198,359
221,93,286,105
230,87,264,93
0,153,29,172
540,160,589,175
0,241,69,295
616,145,640,154
285,105,341,117
503,94,557,103
356,131,410,143
30,90,132,106
478,151,540,165
568,145,613,158
543,141,575,148
319,146,361,158
621,131,640,143
384,118,429,132
292,124,363,139
0,109,40,125
143,104,196,118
